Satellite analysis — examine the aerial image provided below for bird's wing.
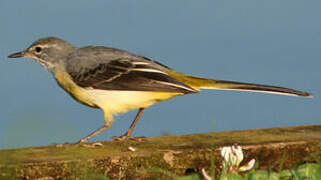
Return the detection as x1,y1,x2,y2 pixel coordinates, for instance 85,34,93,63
66,47,197,93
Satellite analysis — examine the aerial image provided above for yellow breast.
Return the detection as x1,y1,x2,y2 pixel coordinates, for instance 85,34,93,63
53,69,98,108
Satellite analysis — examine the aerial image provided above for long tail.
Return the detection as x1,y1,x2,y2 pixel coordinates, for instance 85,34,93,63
167,71,312,97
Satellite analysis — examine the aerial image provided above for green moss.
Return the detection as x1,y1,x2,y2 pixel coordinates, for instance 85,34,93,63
0,125,320,179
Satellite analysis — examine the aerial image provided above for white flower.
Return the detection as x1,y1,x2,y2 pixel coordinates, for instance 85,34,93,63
220,145,255,173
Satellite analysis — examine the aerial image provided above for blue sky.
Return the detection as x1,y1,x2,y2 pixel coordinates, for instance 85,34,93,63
1,1,320,149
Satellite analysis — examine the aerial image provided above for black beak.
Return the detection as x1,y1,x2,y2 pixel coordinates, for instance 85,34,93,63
8,51,25,58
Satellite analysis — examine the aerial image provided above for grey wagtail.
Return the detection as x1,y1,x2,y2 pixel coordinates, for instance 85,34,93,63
8,37,312,143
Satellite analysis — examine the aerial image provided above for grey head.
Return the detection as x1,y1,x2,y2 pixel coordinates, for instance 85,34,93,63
8,37,76,70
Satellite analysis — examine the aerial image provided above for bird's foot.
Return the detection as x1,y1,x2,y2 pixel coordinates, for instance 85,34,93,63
72,141,104,148
80,142,104,148
112,134,145,141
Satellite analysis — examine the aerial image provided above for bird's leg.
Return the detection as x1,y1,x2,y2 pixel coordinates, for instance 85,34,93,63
78,125,109,143
113,108,145,141
78,113,114,143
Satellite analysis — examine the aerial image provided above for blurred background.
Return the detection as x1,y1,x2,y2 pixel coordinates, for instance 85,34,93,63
1,1,320,149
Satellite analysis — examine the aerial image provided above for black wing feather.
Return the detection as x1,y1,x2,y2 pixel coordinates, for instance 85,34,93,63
69,58,197,93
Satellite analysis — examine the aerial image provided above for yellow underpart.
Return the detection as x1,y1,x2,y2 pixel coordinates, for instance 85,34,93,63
86,89,182,115
53,67,183,116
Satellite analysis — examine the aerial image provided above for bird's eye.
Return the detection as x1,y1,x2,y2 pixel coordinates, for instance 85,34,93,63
35,47,42,53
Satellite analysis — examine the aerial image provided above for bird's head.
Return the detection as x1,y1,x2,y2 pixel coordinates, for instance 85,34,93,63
8,37,76,70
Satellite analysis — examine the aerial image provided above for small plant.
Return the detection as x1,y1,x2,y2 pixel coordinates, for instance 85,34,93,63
220,145,255,174
201,145,255,180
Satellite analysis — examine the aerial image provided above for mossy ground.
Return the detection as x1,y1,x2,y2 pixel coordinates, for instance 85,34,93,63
0,125,320,179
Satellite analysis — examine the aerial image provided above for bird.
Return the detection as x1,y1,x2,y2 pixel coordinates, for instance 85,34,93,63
8,37,312,143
